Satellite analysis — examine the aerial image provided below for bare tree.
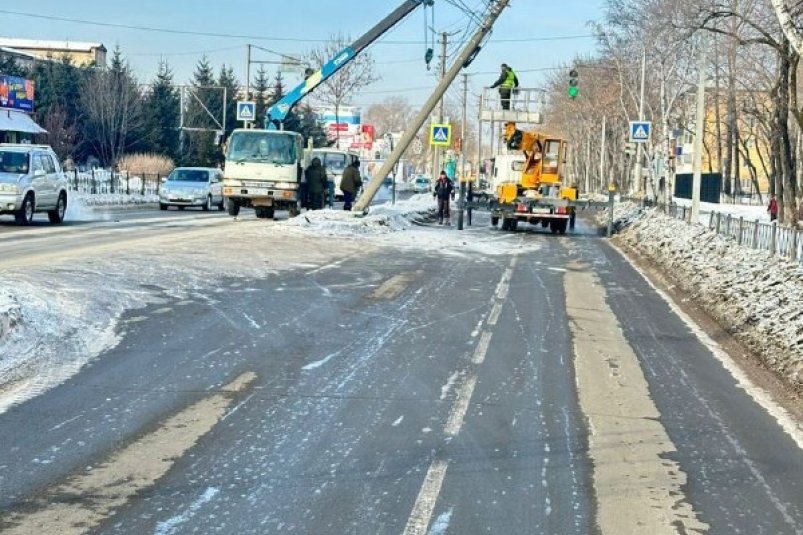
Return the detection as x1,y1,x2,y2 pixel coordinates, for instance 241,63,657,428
41,103,78,162
768,0,803,55
364,96,415,135
305,33,379,147
81,67,145,166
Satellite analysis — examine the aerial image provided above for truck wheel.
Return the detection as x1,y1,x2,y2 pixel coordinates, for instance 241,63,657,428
541,219,550,228
550,220,559,234
227,198,240,217
265,208,275,219
511,219,518,231
491,216,499,227
558,219,568,235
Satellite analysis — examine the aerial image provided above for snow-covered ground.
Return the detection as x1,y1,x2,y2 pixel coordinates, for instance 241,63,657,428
0,196,538,412
609,204,802,389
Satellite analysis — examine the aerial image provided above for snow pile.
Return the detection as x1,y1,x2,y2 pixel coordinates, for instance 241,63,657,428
618,210,803,389
0,291,20,342
281,194,434,236
71,192,159,207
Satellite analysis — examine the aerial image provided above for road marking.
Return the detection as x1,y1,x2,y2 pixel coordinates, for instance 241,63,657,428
369,273,417,300
402,459,448,535
1,371,257,535
471,331,493,365
565,264,708,534
444,375,478,437
487,301,503,326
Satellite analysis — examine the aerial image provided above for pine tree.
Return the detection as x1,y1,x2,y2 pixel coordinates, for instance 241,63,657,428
0,53,26,77
217,64,240,135
183,56,218,166
143,60,180,160
252,66,270,128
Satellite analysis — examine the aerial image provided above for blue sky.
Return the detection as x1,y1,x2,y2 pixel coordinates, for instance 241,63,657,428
0,0,605,106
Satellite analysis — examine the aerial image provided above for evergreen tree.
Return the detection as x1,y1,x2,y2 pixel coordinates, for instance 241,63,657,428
31,56,88,160
217,64,240,136
252,66,270,128
0,53,26,77
143,60,180,160
183,56,218,166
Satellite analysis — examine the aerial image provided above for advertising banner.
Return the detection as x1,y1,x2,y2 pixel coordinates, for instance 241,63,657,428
0,76,35,112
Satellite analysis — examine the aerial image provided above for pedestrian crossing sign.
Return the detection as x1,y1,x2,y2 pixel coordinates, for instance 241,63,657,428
429,123,452,147
629,121,651,143
237,101,256,122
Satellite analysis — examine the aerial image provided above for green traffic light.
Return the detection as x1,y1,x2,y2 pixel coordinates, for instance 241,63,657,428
568,86,579,99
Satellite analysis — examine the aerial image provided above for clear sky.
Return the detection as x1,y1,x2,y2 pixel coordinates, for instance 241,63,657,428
0,0,605,107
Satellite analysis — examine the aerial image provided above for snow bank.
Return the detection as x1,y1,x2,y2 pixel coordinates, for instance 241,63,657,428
71,192,159,207
0,291,20,342
673,197,769,222
614,208,803,389
273,194,544,257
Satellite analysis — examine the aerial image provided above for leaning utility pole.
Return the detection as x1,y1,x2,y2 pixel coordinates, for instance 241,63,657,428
354,0,511,212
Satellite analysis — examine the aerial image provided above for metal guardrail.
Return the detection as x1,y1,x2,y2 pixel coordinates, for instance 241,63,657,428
65,170,163,196
667,203,801,262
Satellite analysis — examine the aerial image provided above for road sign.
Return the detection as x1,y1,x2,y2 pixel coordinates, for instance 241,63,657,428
629,120,651,143
429,123,452,147
237,101,256,122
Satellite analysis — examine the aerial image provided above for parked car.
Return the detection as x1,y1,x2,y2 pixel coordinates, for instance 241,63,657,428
412,176,432,194
0,144,69,225
159,167,224,211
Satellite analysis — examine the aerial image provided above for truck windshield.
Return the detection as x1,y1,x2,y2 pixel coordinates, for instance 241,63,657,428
0,151,29,174
228,132,297,165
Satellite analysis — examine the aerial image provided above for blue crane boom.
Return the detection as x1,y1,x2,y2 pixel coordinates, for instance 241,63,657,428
265,0,433,130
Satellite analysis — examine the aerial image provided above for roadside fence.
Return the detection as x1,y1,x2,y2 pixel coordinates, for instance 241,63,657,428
65,169,163,196
667,203,801,262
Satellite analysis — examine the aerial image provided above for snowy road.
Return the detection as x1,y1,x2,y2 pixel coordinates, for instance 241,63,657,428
1,206,802,534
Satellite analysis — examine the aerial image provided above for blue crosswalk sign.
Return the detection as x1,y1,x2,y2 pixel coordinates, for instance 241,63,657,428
430,123,452,146
629,121,651,143
237,101,256,122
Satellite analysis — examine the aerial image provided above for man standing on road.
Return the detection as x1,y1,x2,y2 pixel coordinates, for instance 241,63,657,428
490,63,519,111
433,170,455,225
305,157,328,210
340,159,362,211
768,194,779,221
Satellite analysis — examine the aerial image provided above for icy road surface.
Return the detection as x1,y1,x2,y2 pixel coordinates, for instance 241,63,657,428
0,200,802,534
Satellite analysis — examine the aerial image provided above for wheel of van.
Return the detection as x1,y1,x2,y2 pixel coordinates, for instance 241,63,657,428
227,198,240,217
491,216,499,227
15,193,34,225
202,195,212,211
48,192,67,224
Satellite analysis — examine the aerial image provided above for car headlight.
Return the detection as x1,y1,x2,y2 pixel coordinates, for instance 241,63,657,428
0,183,19,193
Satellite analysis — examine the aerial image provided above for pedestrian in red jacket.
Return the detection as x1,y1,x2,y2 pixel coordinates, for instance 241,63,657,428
768,195,779,222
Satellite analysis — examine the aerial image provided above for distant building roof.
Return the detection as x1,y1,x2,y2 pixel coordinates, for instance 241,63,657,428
0,47,37,60
0,38,106,53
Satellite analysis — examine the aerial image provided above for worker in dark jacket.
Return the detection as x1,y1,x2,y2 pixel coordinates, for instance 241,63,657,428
433,170,455,225
305,157,328,210
340,159,362,211
490,63,519,110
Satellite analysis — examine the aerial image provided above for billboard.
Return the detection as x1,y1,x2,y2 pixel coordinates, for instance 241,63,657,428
0,76,34,112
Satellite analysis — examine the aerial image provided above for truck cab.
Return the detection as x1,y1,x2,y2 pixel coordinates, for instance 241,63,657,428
311,149,359,200
222,129,307,219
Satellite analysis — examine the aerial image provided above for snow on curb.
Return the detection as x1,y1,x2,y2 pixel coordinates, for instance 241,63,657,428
616,208,803,390
71,192,159,207
0,291,21,342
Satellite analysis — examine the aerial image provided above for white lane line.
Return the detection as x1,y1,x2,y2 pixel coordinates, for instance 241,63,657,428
444,375,478,437
472,331,493,365
487,302,503,326
402,459,449,535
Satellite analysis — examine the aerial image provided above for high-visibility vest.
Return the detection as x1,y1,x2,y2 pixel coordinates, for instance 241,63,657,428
502,69,517,89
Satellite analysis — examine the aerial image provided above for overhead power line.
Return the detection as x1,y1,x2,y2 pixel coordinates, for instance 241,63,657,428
0,8,593,45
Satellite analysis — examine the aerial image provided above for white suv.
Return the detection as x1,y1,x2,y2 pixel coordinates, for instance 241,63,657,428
0,144,69,225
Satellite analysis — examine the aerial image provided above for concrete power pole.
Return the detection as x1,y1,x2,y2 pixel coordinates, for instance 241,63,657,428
354,0,512,212
691,39,707,224
457,73,468,229
634,47,646,195
431,32,449,176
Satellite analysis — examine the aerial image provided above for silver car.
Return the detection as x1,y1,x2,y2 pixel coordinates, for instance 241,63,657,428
159,167,224,211
0,144,69,225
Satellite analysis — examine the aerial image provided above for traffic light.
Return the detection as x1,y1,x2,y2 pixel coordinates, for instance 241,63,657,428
568,69,579,99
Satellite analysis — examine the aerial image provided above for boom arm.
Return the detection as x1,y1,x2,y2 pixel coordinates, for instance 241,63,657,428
266,0,433,130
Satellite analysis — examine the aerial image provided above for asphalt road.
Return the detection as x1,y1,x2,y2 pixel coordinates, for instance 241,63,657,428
0,206,802,534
